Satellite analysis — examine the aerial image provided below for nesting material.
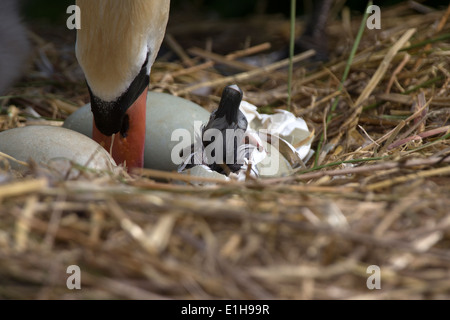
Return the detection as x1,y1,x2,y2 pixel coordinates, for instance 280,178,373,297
0,3,450,299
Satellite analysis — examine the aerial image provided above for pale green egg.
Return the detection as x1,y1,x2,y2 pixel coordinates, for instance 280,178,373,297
63,92,210,171
0,125,116,177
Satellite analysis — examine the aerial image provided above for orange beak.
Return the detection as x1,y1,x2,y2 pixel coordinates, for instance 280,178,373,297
92,89,147,169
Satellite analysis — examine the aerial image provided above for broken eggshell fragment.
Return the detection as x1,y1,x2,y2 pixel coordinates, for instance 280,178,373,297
240,100,314,164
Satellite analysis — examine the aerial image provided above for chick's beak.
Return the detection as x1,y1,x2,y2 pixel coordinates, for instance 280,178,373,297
92,89,147,169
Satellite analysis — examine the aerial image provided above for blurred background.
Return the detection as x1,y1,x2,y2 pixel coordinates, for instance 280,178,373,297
18,0,450,63
21,0,450,23
18,0,450,57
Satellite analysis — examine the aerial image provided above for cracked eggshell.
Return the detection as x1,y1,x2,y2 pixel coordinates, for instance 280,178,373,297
0,125,116,176
64,92,210,171
256,139,294,177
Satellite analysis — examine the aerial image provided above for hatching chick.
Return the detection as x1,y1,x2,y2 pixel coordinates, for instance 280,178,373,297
202,84,248,174
179,84,252,175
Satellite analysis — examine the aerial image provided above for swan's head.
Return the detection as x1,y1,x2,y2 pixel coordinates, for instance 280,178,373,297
75,0,170,168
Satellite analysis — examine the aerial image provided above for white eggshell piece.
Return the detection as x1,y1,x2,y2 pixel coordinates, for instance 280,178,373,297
0,125,116,176
256,139,293,177
64,92,210,171
180,165,230,185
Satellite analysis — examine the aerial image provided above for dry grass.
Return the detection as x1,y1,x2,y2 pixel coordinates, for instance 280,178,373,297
1,2,450,299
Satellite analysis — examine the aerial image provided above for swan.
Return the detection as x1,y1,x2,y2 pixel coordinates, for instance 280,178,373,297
75,0,170,168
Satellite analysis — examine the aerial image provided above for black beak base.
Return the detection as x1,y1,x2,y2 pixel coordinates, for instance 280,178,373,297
89,56,150,137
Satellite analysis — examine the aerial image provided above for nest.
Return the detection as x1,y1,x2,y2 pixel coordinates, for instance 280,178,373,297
0,2,450,299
